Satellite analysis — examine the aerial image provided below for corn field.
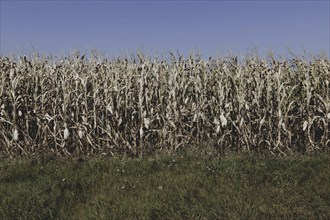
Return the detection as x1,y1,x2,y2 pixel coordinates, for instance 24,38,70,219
0,52,329,157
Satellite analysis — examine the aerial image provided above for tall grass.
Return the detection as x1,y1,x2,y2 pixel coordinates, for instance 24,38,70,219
0,52,329,157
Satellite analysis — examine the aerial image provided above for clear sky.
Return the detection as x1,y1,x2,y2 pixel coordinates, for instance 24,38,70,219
0,0,329,58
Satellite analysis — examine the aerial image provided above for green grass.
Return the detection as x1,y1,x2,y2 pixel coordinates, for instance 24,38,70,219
1,152,329,219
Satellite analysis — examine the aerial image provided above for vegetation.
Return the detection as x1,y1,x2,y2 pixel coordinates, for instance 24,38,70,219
1,153,329,219
1,51,329,218
1,51,329,157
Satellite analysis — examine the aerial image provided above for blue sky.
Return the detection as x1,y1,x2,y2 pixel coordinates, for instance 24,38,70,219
1,0,329,58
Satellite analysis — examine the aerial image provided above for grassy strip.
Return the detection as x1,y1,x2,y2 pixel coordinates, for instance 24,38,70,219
0,153,329,219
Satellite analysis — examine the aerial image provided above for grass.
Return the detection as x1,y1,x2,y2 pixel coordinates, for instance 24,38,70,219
1,152,329,219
